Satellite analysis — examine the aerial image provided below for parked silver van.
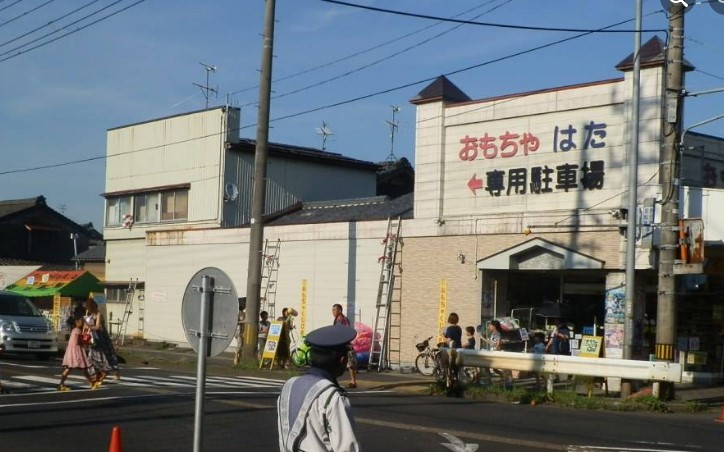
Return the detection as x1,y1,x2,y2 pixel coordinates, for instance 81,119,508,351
0,290,58,359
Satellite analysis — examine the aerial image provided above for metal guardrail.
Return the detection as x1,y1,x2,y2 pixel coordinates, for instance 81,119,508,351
455,349,682,383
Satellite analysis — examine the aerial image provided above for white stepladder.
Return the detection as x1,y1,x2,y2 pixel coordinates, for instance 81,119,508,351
116,279,138,346
368,217,403,371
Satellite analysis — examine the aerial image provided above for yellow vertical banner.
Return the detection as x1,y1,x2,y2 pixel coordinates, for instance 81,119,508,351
52,294,61,331
300,279,308,336
437,279,447,344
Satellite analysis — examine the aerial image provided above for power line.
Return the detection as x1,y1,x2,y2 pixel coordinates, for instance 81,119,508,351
0,0,54,31
226,0,509,98
239,0,513,107
0,0,26,15
0,0,102,51
0,11,664,177
0,0,147,63
318,0,666,33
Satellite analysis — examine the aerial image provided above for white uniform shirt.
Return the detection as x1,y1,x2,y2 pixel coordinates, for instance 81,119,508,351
278,371,360,452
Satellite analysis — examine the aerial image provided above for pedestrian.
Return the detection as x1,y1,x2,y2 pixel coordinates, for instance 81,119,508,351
463,326,476,349
484,320,503,351
258,310,270,359
332,303,358,388
443,312,462,348
234,304,246,366
58,316,95,391
277,324,360,452
84,297,120,387
483,320,512,389
532,332,546,391
545,322,571,355
276,307,298,369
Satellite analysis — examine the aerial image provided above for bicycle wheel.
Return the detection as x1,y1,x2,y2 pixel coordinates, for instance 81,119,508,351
415,352,435,376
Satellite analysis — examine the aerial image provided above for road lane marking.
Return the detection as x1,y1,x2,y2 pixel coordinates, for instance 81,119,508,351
356,417,566,451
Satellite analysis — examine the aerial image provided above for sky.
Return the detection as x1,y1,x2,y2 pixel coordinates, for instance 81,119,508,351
1,0,723,229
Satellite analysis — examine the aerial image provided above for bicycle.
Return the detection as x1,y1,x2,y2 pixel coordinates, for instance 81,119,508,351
414,336,441,376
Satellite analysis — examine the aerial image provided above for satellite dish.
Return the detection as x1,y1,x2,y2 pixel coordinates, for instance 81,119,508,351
224,182,239,202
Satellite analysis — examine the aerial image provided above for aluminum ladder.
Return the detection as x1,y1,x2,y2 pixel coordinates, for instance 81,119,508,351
116,278,137,346
261,239,281,319
368,217,402,371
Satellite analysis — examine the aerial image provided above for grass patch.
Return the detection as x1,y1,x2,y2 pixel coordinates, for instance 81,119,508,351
684,400,709,413
615,395,671,413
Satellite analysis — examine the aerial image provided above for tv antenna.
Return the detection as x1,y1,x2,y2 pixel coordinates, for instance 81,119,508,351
315,121,334,151
194,63,218,109
385,105,401,163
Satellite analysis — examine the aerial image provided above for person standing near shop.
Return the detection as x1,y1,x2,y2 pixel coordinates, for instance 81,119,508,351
277,307,298,369
332,303,358,388
443,312,462,349
258,310,270,359
277,324,360,452
545,322,571,355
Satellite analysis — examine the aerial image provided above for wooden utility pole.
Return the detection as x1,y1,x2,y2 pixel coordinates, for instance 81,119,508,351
655,2,685,396
243,0,277,360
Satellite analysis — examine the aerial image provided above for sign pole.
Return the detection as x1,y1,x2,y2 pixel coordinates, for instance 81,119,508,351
193,275,212,452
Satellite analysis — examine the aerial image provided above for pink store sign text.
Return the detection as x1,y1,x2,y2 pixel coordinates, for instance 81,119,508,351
459,120,609,197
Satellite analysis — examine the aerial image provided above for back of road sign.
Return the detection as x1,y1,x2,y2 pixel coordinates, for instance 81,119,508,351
181,267,239,357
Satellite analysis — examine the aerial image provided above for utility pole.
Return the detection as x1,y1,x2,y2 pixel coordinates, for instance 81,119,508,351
243,0,276,360
621,0,642,399
655,2,685,398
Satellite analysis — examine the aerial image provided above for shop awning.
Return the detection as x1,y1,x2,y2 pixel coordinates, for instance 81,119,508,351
6,270,103,298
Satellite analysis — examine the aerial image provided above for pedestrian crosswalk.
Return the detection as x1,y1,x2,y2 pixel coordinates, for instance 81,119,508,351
1,372,286,394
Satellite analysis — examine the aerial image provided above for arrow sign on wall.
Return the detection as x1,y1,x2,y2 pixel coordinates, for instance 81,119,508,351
467,174,483,195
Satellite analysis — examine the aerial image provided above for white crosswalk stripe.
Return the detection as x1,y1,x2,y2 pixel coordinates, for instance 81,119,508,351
2,374,285,393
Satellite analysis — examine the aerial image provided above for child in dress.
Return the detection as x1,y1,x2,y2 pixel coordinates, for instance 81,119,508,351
58,316,94,391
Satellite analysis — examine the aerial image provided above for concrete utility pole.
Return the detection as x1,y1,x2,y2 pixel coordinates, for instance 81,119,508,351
621,0,643,399
243,0,277,360
655,2,685,396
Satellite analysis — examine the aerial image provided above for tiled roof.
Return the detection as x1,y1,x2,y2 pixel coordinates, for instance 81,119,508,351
233,139,380,170
74,244,106,262
0,196,44,219
410,75,471,105
616,36,694,72
266,193,413,226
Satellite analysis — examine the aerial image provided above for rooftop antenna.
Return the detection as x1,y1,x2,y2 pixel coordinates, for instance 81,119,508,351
385,105,401,163
315,121,334,151
194,63,218,109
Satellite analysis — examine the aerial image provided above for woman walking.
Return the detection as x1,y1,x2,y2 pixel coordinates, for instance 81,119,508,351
84,297,120,386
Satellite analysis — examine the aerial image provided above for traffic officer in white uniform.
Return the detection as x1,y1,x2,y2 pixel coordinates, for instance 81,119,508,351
277,324,360,452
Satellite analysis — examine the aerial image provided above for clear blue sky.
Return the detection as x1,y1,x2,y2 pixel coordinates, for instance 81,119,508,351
1,0,723,229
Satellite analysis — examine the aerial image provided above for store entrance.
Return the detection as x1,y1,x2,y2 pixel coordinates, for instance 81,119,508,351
505,270,605,333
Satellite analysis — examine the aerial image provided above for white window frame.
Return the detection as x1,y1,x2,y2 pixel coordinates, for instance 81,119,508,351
134,192,160,224
160,189,189,222
106,196,132,226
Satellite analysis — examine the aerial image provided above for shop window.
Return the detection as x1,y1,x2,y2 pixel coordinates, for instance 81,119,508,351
106,196,132,226
134,193,159,224
160,189,189,222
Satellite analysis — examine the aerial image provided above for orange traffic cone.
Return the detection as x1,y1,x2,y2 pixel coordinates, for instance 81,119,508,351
108,426,123,452
716,403,724,424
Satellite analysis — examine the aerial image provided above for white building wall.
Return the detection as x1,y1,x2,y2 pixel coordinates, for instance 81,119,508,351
140,220,390,346
682,187,724,241
104,108,240,241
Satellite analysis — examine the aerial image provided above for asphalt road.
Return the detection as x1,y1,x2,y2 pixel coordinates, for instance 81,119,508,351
1,355,723,451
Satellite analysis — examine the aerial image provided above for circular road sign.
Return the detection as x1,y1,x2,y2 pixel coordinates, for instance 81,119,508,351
181,267,239,357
